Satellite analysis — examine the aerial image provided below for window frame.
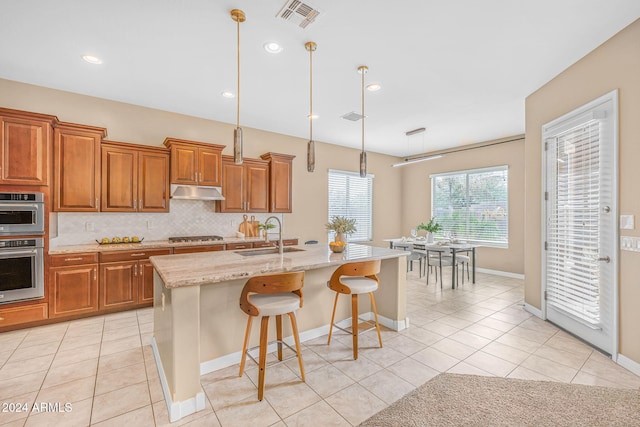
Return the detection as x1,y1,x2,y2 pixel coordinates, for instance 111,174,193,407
327,169,374,243
430,165,509,248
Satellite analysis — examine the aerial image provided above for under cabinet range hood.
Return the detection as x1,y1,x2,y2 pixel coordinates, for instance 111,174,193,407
169,185,225,201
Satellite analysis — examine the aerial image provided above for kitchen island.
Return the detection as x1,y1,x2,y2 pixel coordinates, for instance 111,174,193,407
150,243,408,421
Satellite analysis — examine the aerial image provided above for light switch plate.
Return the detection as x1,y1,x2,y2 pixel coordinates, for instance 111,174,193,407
620,215,634,230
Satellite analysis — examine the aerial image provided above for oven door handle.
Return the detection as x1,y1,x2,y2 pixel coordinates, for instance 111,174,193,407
0,203,40,209
0,250,37,257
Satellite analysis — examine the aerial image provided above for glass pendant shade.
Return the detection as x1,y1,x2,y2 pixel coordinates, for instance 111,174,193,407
358,65,368,178
307,140,315,172
359,151,367,177
234,127,243,165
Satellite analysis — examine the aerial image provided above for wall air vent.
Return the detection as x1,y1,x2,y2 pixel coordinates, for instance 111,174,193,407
277,0,320,29
341,111,365,122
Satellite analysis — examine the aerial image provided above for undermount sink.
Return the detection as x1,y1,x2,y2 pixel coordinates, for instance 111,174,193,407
235,247,305,256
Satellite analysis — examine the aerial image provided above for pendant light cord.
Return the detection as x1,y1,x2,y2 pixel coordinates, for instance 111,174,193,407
236,18,240,129
361,67,365,154
309,46,313,141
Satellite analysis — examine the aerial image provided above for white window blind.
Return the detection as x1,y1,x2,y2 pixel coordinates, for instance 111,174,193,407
328,169,373,242
546,120,602,326
431,166,508,246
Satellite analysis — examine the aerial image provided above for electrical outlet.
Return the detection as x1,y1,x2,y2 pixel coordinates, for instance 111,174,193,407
231,220,237,227
85,222,95,232
147,220,153,229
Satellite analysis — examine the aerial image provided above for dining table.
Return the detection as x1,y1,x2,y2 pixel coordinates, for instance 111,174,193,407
384,238,478,289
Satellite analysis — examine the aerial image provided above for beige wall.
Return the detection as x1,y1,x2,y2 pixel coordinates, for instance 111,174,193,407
0,78,404,247
400,137,525,275
525,19,640,363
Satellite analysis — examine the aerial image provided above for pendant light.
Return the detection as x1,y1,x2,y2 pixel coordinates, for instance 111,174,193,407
230,9,245,165
305,41,317,172
358,65,368,177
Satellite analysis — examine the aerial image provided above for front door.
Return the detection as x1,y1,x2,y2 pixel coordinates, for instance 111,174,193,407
543,90,618,355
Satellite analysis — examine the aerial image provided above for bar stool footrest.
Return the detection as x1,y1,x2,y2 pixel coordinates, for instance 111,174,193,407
332,317,379,337
244,339,300,369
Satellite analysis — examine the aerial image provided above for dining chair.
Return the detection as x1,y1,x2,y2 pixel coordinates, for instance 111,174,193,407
426,249,464,288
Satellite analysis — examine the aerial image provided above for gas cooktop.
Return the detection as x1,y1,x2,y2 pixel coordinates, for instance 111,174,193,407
168,235,224,243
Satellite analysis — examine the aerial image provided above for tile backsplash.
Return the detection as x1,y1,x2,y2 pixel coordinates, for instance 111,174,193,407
50,200,283,248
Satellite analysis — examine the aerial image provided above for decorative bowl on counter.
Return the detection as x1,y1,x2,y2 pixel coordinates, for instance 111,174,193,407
329,241,346,253
96,236,144,245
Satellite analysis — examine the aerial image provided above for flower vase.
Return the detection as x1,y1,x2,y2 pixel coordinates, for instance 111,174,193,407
427,232,434,243
334,232,344,243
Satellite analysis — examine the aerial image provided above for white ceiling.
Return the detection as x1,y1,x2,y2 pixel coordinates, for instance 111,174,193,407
1,1,639,157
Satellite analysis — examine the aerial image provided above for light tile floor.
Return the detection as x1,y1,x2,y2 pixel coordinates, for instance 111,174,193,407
1,270,639,426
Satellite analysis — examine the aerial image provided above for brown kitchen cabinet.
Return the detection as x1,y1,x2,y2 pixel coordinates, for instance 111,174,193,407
225,242,254,250
0,304,48,329
172,245,225,254
53,122,106,211
252,241,276,248
101,141,170,212
99,248,171,309
163,138,225,187
0,108,57,186
261,152,295,213
49,253,99,318
217,156,269,213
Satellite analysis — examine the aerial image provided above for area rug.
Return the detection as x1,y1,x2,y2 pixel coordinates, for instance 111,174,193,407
359,373,640,426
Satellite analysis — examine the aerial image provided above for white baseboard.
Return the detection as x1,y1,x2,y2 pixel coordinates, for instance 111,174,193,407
199,314,408,375
524,303,544,319
151,337,206,422
476,268,525,280
617,353,640,376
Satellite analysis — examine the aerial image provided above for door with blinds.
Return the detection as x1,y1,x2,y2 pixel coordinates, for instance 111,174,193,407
543,90,617,355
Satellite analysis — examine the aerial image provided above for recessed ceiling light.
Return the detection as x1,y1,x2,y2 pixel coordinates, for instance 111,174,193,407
221,91,235,98
263,41,283,54
81,54,102,65
366,83,381,92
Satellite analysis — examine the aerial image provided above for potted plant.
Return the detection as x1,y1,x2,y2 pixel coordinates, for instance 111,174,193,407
258,222,276,240
417,217,441,243
325,216,357,252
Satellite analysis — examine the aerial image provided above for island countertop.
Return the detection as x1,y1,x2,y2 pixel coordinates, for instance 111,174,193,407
150,243,407,288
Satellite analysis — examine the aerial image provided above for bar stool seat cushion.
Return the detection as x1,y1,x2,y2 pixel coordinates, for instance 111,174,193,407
249,293,301,317
337,276,379,294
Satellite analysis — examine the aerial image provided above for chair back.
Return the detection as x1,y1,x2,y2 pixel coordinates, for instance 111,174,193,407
239,271,304,316
328,259,381,294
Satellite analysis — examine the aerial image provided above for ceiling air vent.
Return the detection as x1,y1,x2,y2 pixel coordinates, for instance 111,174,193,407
341,111,365,122
277,0,320,29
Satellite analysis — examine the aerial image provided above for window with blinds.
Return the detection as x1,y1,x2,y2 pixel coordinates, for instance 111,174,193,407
431,166,508,247
546,120,602,326
328,169,373,242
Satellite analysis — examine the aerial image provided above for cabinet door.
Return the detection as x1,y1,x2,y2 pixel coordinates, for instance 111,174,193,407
138,151,169,212
50,264,98,318
199,147,222,186
219,160,245,212
138,260,155,304
0,115,50,185
101,145,137,211
53,127,102,211
99,261,138,309
269,155,294,213
246,161,269,212
170,145,198,184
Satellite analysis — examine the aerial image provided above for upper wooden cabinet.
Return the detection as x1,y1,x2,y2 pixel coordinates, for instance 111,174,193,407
163,138,225,187
101,141,169,212
261,152,295,213
217,156,269,213
0,108,57,186
53,122,106,211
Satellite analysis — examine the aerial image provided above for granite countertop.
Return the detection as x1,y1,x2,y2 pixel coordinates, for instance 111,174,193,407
48,237,297,255
150,243,408,289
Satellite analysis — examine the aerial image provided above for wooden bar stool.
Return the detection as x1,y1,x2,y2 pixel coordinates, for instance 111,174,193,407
327,260,383,360
238,271,305,401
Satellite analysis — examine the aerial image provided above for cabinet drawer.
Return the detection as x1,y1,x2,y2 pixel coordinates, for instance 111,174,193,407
173,245,225,254
50,252,99,266
252,241,276,248
283,239,298,246
0,303,48,327
225,242,253,250
100,248,171,262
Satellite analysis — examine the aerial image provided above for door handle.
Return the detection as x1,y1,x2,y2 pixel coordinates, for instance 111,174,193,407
597,256,610,263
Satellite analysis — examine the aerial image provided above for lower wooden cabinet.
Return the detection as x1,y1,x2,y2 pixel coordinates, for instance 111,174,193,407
225,242,254,250
49,253,99,318
0,303,48,328
99,249,171,310
172,245,225,254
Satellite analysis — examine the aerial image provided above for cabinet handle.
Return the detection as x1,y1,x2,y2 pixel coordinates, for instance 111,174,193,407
134,264,138,276
96,198,99,208
93,268,97,281
134,200,137,210
0,317,4,321
64,257,83,261
131,253,146,257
